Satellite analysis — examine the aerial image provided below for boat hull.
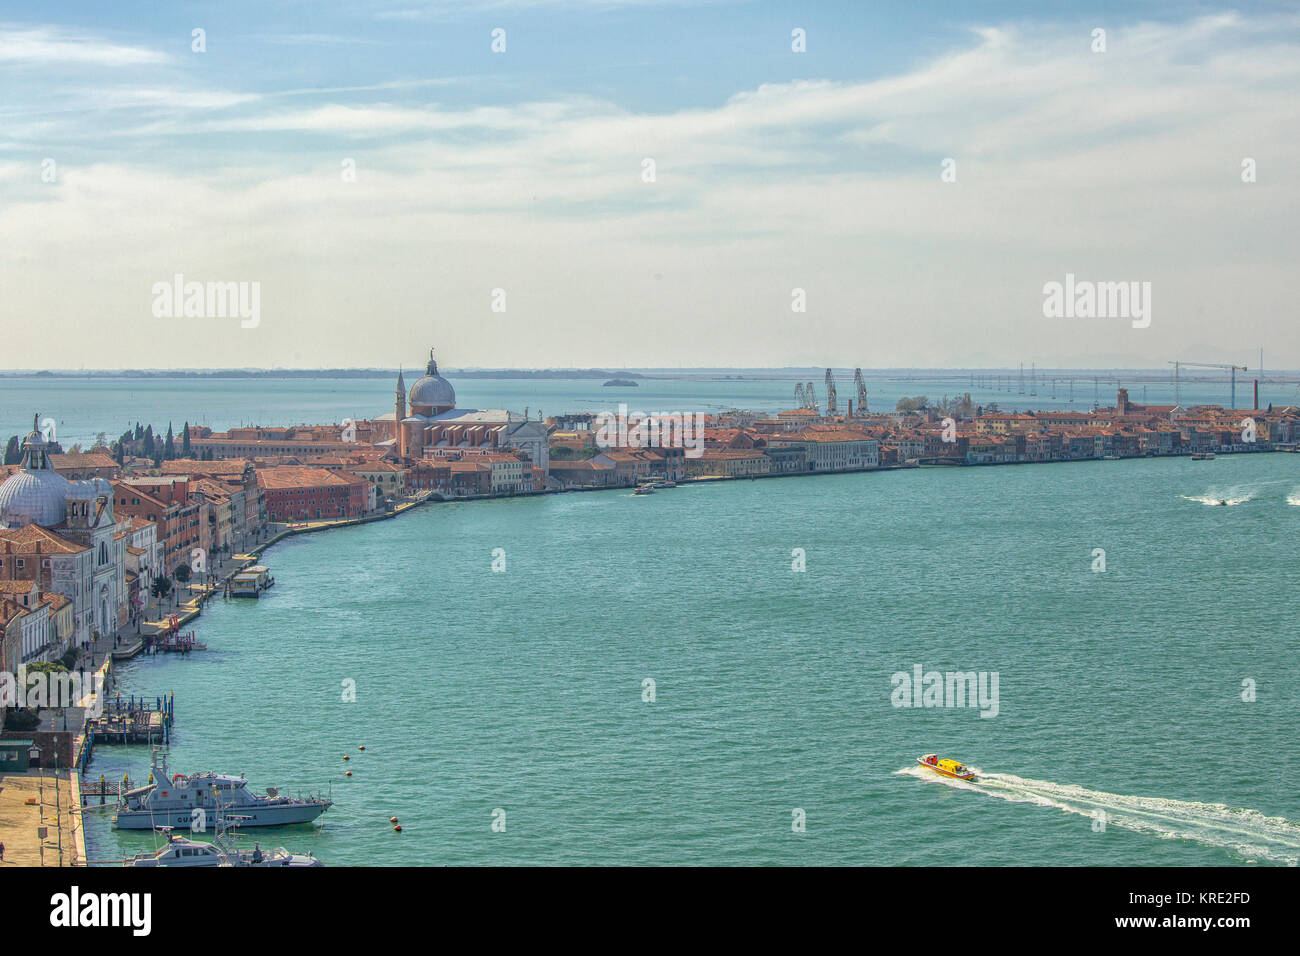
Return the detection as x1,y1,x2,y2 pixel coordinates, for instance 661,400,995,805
917,755,976,781
114,801,330,830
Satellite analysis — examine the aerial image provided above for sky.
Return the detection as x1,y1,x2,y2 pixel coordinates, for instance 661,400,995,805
1,1,1298,370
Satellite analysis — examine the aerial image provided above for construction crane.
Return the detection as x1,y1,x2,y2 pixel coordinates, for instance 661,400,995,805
805,381,819,413
854,368,867,415
1168,361,1249,408
794,383,806,408
824,369,838,417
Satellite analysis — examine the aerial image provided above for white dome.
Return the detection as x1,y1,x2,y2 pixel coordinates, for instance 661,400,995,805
0,418,73,528
0,468,70,528
409,352,456,410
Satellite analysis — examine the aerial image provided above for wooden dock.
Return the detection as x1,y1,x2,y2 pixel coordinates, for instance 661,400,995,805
83,694,175,750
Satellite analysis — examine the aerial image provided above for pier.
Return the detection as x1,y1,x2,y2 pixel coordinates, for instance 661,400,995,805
84,694,174,748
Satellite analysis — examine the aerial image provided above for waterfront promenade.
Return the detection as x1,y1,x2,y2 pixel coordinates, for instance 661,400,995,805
0,770,84,867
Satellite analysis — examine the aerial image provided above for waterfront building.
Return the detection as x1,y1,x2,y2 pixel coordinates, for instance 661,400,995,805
0,526,92,650
380,351,550,477
0,580,52,664
684,449,773,479
114,479,201,575
703,429,766,450
445,460,490,496
768,430,880,472
547,460,617,489
40,591,75,651
189,479,235,556
161,458,267,541
975,413,1036,434
764,444,808,474
256,467,370,521
592,449,667,486
338,461,408,501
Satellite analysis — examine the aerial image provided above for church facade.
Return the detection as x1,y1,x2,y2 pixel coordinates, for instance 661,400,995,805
0,418,127,658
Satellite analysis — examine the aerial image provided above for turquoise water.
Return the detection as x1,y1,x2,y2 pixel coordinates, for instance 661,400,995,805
84,452,1300,865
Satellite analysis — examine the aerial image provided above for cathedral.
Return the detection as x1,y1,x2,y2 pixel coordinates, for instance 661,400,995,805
379,350,549,474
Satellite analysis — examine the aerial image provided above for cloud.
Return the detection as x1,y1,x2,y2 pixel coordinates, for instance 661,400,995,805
1,12,1298,369
0,25,171,67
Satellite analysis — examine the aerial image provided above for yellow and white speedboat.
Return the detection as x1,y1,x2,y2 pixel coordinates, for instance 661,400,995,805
917,753,976,780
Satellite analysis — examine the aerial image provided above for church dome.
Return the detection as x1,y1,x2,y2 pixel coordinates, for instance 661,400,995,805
408,351,456,412
0,423,70,528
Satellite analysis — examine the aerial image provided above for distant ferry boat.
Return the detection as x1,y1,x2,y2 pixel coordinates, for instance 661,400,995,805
114,750,331,830
1191,452,1216,460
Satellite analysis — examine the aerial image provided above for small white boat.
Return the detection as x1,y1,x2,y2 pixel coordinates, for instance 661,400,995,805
124,825,321,867
633,485,655,495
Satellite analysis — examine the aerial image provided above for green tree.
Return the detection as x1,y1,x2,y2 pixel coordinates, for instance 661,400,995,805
151,575,173,600
182,423,191,458
3,435,18,465
895,396,930,413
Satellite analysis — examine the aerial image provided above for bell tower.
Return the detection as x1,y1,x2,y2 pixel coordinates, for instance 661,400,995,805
395,367,407,459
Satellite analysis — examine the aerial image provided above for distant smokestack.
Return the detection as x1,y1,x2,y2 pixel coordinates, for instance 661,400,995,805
1254,379,1259,410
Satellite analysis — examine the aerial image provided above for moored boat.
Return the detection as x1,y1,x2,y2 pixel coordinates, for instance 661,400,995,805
114,749,331,830
124,825,321,867
917,753,976,780
230,565,275,598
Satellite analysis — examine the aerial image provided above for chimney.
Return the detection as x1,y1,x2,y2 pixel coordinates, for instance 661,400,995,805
1254,379,1259,410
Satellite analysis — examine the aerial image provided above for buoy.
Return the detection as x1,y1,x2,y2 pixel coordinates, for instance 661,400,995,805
343,755,350,761
389,816,398,823
345,770,352,777
393,824,402,832
359,745,366,751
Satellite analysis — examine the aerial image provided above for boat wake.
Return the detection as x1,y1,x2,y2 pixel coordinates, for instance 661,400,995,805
898,765,1300,864
1180,485,1260,506
1287,488,1300,507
